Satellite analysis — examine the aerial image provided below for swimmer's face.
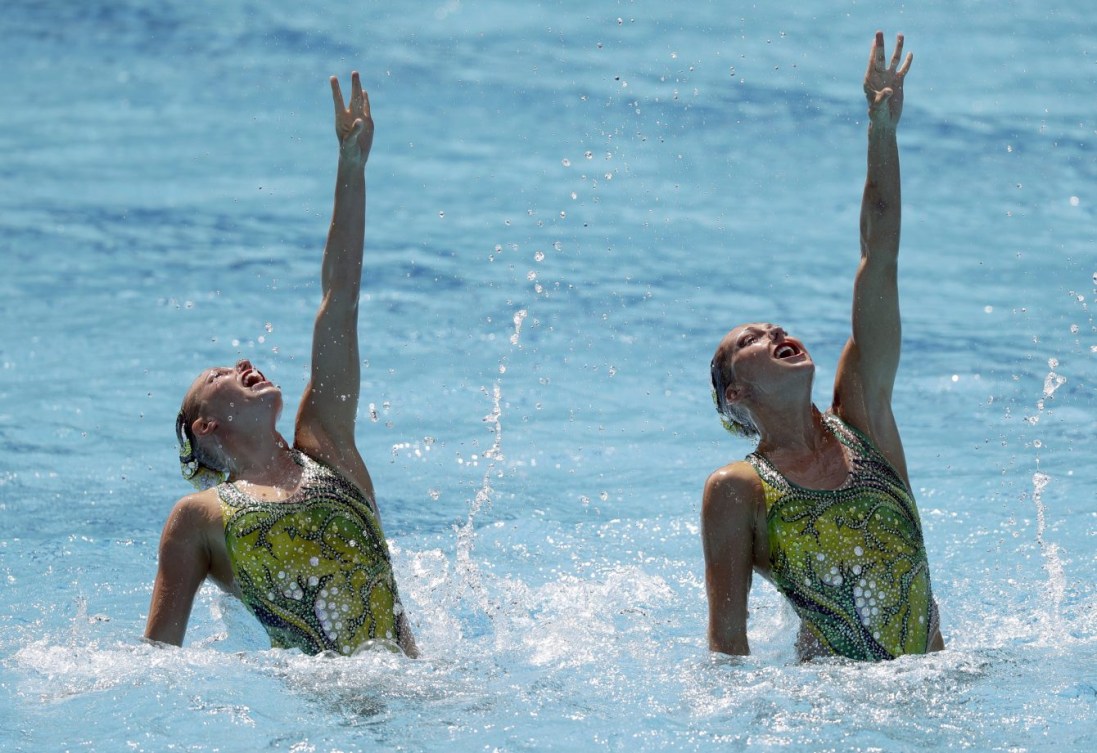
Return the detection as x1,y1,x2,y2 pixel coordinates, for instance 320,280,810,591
184,359,282,429
718,323,813,399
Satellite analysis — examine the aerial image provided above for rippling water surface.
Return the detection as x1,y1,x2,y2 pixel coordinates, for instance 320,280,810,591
2,1,1094,751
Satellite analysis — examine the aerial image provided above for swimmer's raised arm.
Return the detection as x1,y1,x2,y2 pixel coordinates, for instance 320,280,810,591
294,72,377,508
834,32,913,484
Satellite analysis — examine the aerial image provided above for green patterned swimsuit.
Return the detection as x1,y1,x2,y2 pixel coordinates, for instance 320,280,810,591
218,451,406,655
747,413,938,661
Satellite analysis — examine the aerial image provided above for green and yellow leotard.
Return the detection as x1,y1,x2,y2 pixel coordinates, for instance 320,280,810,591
747,413,938,661
218,451,406,655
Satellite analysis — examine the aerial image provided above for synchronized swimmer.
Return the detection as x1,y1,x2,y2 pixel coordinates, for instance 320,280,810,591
703,32,944,660
145,31,943,663
145,72,416,657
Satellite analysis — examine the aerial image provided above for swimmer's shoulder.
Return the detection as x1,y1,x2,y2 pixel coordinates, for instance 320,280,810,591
703,461,765,517
161,488,235,591
702,461,770,574
163,488,225,540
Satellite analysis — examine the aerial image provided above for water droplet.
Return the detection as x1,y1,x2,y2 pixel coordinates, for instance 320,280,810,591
534,250,545,262
584,150,593,160
438,210,445,219
562,158,571,167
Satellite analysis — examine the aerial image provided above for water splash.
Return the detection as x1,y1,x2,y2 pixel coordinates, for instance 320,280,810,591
1031,471,1066,637
453,307,528,632
1030,357,1067,639
1038,357,1066,408
1025,358,1066,424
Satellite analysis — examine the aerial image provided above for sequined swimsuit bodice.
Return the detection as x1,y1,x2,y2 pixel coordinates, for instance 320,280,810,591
747,413,937,660
218,451,405,655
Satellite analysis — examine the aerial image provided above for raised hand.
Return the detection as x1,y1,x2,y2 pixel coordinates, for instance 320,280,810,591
863,32,912,129
330,71,374,166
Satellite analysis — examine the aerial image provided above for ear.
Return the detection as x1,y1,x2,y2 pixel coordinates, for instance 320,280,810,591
192,417,219,437
724,382,746,405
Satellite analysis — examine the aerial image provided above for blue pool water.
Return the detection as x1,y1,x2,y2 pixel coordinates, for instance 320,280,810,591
2,1,1095,750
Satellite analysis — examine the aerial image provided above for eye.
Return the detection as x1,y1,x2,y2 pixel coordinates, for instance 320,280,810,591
738,333,757,348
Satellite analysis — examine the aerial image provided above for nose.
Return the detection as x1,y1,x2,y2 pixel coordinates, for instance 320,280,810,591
236,359,253,372
769,327,787,342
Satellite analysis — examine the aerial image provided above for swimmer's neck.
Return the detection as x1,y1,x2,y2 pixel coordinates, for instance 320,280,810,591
223,432,301,490
754,404,830,459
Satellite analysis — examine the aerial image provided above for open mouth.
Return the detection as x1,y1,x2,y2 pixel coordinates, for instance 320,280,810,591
774,343,801,359
242,370,268,388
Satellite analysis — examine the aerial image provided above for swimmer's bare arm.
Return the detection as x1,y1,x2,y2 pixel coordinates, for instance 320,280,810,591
144,492,233,645
295,72,377,507
835,31,913,483
702,464,764,655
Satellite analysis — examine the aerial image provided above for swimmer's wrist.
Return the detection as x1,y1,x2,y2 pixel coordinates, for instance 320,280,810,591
336,153,368,175
867,118,898,137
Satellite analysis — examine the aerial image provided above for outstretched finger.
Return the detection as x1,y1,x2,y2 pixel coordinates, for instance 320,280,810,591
897,51,913,78
873,30,886,71
350,70,364,113
889,34,905,71
330,76,347,114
